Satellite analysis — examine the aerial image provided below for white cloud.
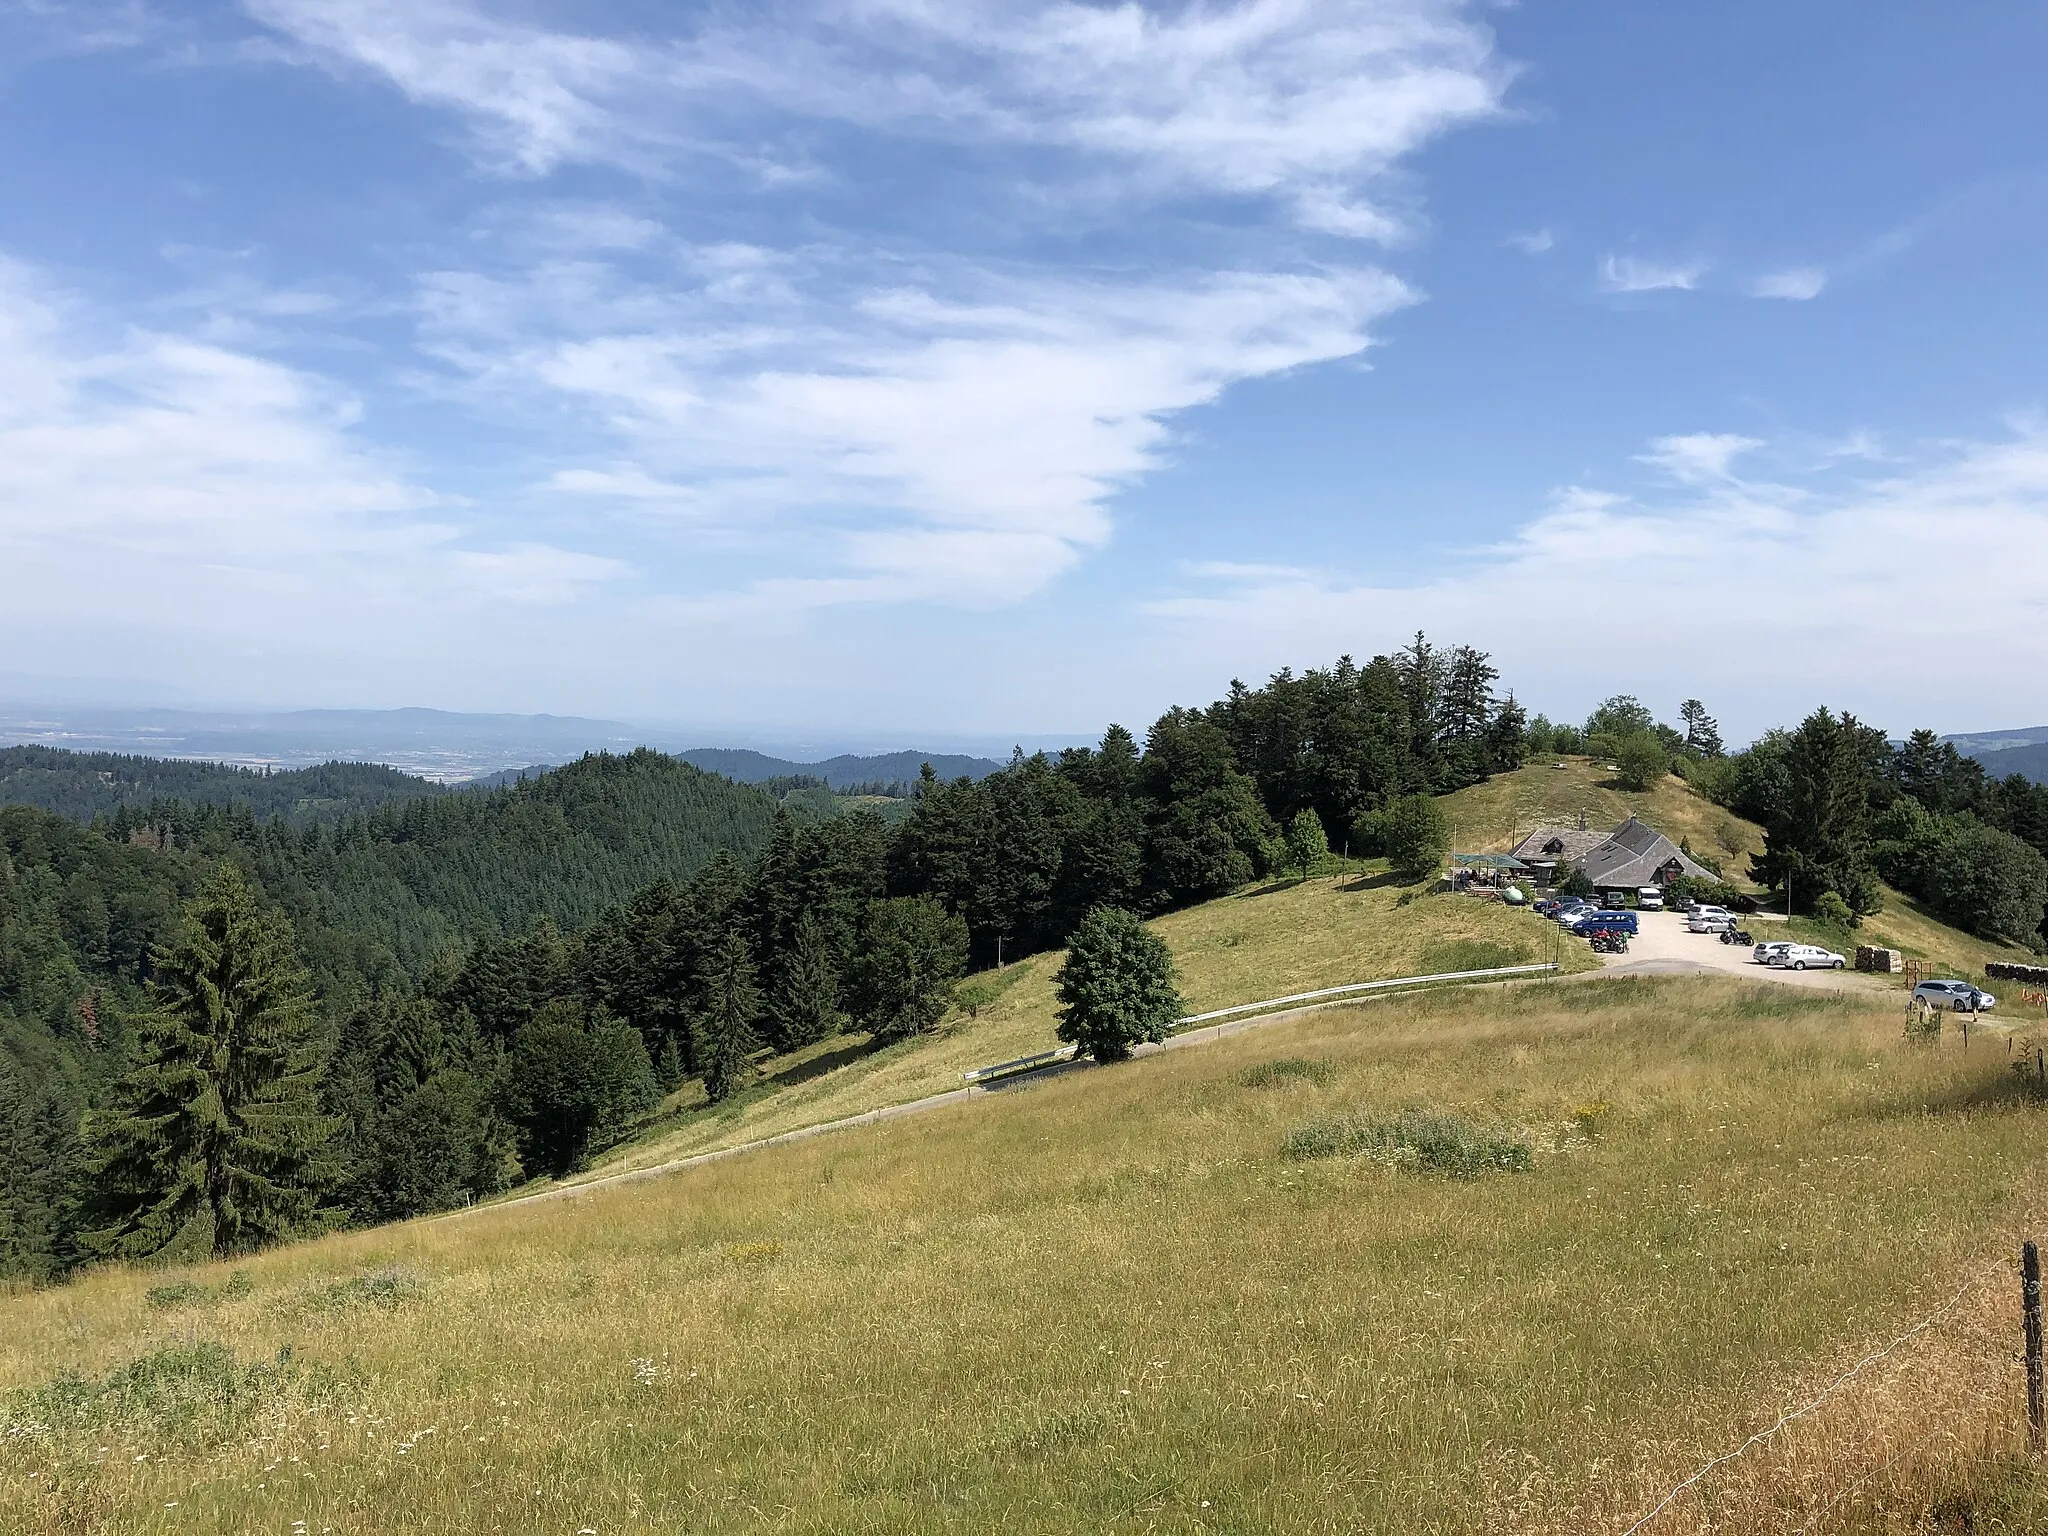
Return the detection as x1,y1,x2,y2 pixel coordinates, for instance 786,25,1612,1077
1505,228,1553,254
245,0,1508,236
1637,432,1763,485
448,256,1413,610
1142,428,2048,739
0,256,630,672
1751,265,1827,300
1597,253,1707,293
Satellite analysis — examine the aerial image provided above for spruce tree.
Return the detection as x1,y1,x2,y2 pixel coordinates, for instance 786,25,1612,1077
769,912,844,1048
700,931,760,1103
86,865,335,1260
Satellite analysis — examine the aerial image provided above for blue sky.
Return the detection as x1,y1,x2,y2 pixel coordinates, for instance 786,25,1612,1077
1,1,2043,747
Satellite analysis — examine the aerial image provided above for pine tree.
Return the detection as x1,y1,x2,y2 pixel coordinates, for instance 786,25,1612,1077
769,912,844,1049
656,1030,686,1090
1679,700,1724,759
86,865,335,1260
700,931,760,1103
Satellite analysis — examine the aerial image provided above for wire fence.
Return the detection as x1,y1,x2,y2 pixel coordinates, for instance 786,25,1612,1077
1615,1247,2023,1534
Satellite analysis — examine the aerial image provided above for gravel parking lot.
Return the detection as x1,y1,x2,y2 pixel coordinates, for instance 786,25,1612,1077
1602,910,1887,991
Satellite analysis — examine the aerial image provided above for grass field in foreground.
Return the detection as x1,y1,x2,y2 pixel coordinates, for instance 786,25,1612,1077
6,976,2048,1534
574,872,1592,1181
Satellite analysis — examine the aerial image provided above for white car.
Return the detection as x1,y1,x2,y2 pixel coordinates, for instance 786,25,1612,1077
1752,941,1794,966
1912,979,1997,1012
1636,886,1665,911
1687,906,1735,933
1769,944,1845,971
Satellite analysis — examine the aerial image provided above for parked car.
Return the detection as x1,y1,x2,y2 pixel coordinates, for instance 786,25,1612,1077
1912,979,1997,1012
1752,941,1794,966
1687,906,1735,933
1566,909,1639,935
1636,886,1665,911
1769,944,1846,971
1551,898,1592,923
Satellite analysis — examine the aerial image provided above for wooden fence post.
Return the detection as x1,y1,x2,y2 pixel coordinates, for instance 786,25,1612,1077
2025,1239,2045,1456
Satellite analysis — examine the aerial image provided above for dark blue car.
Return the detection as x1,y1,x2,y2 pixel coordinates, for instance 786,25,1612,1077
1564,908,1638,935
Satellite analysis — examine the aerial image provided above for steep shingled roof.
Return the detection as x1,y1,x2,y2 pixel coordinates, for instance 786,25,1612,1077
1576,815,1716,889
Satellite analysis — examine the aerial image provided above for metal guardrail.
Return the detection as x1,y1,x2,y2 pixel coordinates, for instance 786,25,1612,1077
961,961,1561,1083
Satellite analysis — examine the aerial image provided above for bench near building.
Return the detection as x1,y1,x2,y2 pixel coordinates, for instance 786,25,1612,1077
1510,814,1715,906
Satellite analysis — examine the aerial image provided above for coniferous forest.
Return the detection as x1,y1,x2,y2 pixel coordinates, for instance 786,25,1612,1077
11,634,2048,1285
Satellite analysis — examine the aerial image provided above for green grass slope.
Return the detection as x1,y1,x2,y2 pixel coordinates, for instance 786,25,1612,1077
5,977,2046,1534
574,870,1592,1183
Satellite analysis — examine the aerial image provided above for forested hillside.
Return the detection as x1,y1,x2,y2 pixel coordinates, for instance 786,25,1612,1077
0,746,448,825
1,634,1534,1281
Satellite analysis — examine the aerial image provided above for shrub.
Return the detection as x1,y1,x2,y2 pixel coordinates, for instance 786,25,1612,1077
1812,890,1856,929
1613,730,1671,791
1282,1109,1534,1179
1234,1058,1333,1089
1055,907,1183,1063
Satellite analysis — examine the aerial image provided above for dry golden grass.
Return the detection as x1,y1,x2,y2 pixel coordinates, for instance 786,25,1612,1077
577,874,1591,1180
6,976,2048,1534
1443,758,1764,875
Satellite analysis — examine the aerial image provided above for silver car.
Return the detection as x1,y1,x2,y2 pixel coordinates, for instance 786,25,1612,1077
1912,979,1997,1011
1752,941,1793,966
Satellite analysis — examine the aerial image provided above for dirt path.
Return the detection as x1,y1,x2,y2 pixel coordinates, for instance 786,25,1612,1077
1605,909,1889,992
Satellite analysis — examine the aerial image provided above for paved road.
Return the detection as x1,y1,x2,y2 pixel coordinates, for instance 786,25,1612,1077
1603,909,1886,991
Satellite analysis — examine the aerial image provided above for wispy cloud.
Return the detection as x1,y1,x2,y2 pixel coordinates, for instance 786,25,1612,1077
426,253,1412,610
1505,228,1554,254
1751,265,1827,300
232,1,1502,617
1637,432,1763,485
1597,253,1707,293
245,0,1509,236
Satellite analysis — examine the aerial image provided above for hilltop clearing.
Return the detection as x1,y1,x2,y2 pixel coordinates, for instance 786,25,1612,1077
1439,756,1763,873
5,976,2045,1534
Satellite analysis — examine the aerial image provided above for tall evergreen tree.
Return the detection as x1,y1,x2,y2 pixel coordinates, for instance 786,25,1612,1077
86,865,334,1260
1752,708,1889,914
700,931,760,1103
1679,699,1724,759
768,912,844,1049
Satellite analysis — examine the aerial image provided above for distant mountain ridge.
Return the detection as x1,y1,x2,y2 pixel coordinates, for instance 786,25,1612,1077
678,747,1003,789
1941,725,2048,756
1958,739,2048,786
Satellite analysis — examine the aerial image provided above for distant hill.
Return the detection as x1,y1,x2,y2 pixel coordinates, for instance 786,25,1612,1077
1960,740,2048,785
679,747,1003,791
1941,725,2048,757
0,745,448,825
0,704,643,780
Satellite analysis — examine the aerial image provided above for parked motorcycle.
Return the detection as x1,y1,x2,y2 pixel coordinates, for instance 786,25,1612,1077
1720,928,1755,947
1588,930,1630,955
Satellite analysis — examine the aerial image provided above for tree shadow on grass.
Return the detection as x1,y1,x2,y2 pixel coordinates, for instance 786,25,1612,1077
1338,870,1408,893
766,1035,881,1089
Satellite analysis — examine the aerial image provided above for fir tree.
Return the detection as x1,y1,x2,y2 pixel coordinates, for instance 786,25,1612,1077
700,931,760,1103
769,912,844,1048
1679,700,1724,759
85,865,335,1260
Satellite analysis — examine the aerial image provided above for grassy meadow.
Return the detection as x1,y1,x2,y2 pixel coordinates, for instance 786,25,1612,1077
7,975,2048,1534
573,872,1591,1182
